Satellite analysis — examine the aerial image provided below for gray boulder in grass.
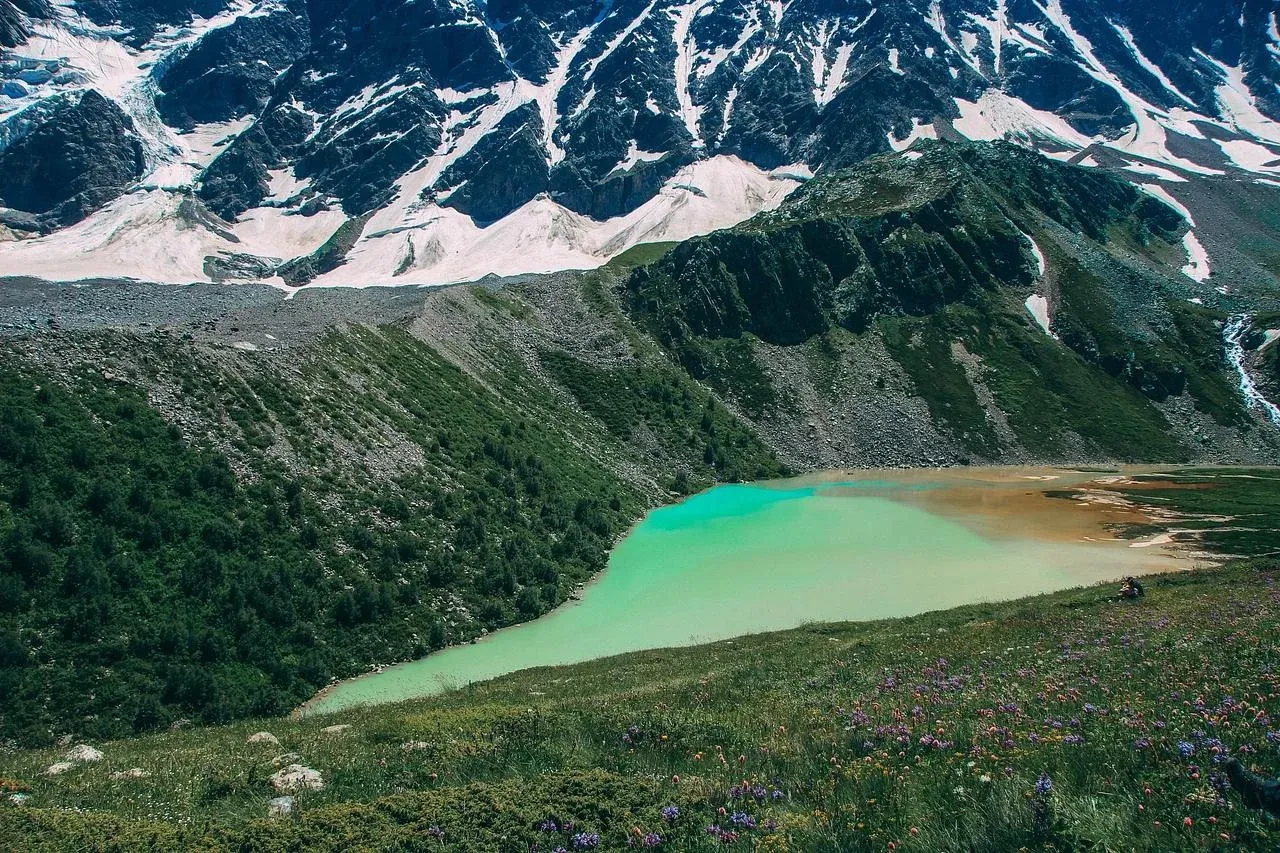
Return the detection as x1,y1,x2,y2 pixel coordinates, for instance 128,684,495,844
269,764,324,792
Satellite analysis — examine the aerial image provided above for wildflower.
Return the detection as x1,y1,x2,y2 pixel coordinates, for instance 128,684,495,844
661,806,679,823
426,826,445,840
1178,741,1196,758
1183,817,1193,827
1133,737,1151,750
571,832,600,849
538,819,559,833
1034,773,1053,796
641,833,662,848
730,812,756,828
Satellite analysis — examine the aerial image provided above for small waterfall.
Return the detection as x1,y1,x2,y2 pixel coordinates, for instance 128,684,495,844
1223,314,1280,426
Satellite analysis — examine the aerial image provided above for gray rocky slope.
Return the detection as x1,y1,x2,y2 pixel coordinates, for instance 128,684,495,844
3,144,1279,473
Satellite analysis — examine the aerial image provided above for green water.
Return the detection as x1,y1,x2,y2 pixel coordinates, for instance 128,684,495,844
303,475,1165,715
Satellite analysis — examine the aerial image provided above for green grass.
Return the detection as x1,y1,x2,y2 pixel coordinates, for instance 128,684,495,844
1109,469,1280,555
537,350,786,487
881,314,1000,457
2,559,1278,851
959,309,1190,461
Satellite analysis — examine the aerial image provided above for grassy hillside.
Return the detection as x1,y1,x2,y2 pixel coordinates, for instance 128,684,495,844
0,323,782,746
1,138,1277,779
1,560,1277,851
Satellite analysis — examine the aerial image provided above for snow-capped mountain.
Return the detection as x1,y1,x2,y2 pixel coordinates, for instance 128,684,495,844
0,0,1278,288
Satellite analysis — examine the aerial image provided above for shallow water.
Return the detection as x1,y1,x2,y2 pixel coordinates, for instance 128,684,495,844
302,467,1191,715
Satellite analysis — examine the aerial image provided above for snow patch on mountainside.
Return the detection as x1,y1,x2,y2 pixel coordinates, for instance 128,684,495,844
315,156,802,286
1021,230,1047,277
953,91,1093,149
0,190,345,283
1136,183,1194,225
1025,294,1056,338
671,0,712,146
889,118,937,151
1181,232,1211,282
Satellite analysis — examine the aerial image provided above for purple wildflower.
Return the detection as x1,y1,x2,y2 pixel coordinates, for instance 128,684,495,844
661,805,679,823
571,832,600,849
641,833,662,848
1034,773,1053,796
1178,741,1196,758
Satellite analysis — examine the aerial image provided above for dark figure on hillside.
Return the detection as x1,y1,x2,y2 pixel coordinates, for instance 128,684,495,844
1120,577,1144,600
1226,758,1280,816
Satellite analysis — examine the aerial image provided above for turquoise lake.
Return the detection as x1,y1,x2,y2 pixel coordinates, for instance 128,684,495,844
302,468,1185,715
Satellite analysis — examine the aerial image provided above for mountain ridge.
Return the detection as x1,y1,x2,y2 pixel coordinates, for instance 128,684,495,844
0,0,1278,287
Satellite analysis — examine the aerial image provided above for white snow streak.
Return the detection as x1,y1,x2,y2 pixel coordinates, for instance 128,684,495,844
1025,295,1056,338
1181,232,1210,282
671,0,713,146
1111,24,1195,107
1136,183,1194,224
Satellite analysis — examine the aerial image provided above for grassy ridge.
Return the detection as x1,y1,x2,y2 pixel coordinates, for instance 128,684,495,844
2,560,1278,851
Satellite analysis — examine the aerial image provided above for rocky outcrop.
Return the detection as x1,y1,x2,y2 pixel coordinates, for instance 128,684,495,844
629,143,1173,345
0,0,50,48
0,91,145,227
435,103,550,223
156,3,310,129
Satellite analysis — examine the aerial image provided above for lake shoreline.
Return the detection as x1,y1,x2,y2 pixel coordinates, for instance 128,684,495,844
296,464,1232,717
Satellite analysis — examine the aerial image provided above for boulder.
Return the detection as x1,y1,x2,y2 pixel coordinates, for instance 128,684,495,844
267,795,295,817
247,731,280,746
269,764,324,792
44,762,74,775
321,724,351,735
65,744,103,762
17,68,51,85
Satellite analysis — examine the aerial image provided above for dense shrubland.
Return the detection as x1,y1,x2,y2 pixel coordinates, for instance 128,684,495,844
0,323,782,746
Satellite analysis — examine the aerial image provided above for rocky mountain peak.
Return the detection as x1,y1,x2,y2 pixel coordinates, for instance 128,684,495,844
0,0,1276,287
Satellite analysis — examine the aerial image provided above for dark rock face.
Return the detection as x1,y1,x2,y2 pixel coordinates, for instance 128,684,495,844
3,0,1279,273
434,102,549,223
192,0,1276,234
75,0,235,47
0,91,145,227
156,4,310,129
0,0,51,48
198,103,316,219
